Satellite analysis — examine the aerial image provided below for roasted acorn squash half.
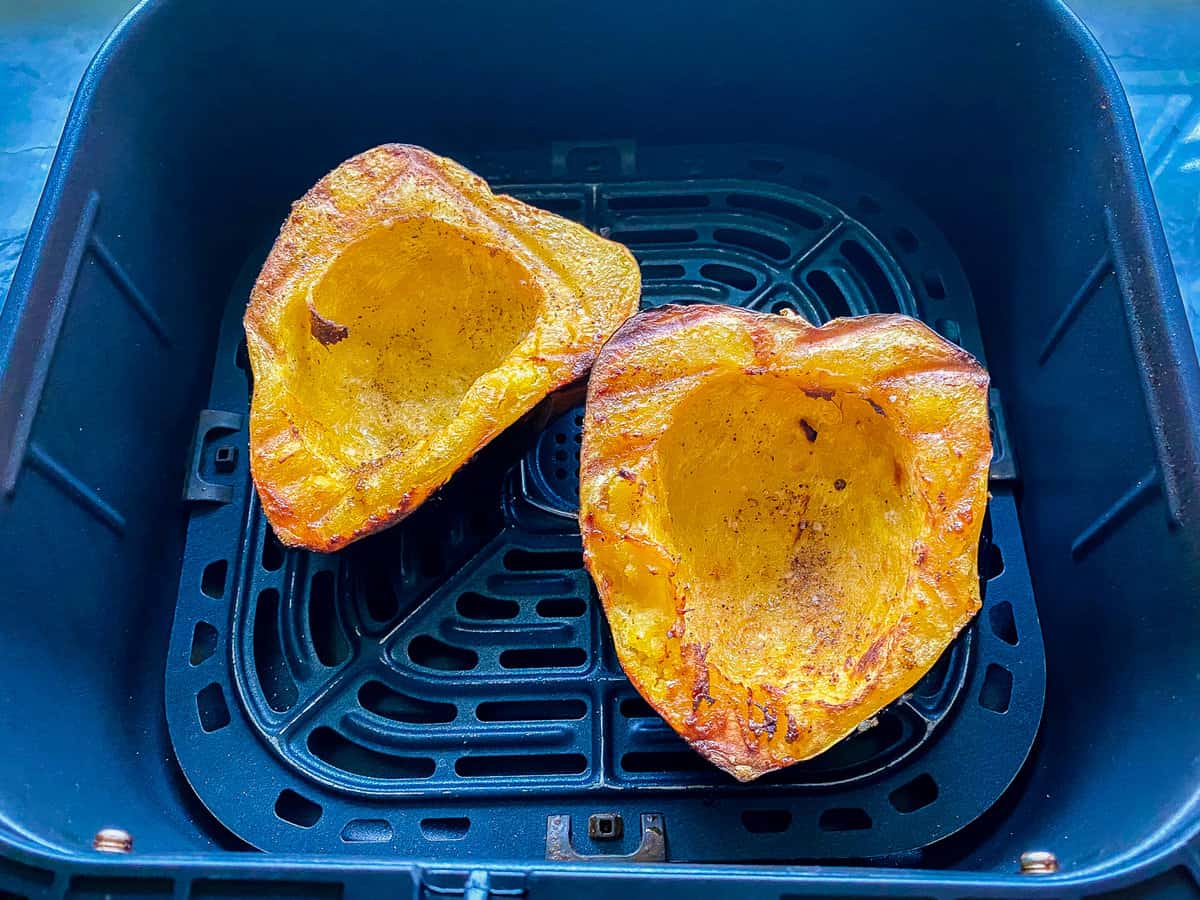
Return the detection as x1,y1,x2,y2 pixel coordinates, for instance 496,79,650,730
245,145,640,551
579,305,991,781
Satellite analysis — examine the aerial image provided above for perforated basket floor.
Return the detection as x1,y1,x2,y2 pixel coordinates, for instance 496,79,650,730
166,143,1045,862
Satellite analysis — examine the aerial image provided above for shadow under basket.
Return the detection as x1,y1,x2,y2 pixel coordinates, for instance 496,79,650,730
168,151,1045,860
2,1,1199,898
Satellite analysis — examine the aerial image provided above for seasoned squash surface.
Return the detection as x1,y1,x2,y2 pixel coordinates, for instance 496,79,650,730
245,145,639,551
579,305,990,781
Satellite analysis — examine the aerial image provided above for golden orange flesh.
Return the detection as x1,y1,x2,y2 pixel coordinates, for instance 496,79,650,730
579,305,991,781
244,145,640,551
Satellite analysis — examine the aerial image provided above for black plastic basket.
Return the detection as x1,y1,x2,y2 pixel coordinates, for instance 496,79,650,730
168,148,1045,860
1,1,1198,898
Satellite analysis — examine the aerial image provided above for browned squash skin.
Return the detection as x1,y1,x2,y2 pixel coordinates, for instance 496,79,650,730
579,305,990,781
245,145,640,552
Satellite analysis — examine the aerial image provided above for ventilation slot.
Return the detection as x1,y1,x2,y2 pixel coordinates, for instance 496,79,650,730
700,263,757,291
805,269,852,319
308,727,435,779
476,699,587,721
981,541,1005,580
363,564,399,625
818,808,872,832
620,697,658,719
359,681,456,724
621,751,709,774
923,271,947,299
536,597,587,618
504,548,584,571
610,228,698,245
893,226,920,253
889,774,938,813
308,570,348,666
275,790,322,828
420,817,471,841
714,228,790,260
609,194,709,210
455,754,587,778
341,819,393,843
418,537,446,578
408,635,478,671
990,601,1019,645
640,263,687,280
197,683,230,733
741,809,792,833
457,592,520,620
980,664,1013,713
726,193,823,229
190,621,218,665
262,530,285,571
532,197,583,216
841,240,898,311
499,647,586,669
254,588,297,712
487,573,574,595
201,560,227,599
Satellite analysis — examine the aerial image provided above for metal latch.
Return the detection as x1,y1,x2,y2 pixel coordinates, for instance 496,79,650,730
546,813,666,862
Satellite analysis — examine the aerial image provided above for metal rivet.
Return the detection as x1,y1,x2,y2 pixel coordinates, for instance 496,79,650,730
1019,850,1058,874
93,828,133,853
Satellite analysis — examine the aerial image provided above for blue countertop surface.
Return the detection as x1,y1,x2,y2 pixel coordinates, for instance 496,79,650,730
2,0,1199,346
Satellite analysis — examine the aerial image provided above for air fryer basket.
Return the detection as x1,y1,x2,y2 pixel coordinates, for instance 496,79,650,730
2,0,1198,897
168,146,1044,860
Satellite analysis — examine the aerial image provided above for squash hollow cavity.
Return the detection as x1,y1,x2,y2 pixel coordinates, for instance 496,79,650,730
290,219,543,470
658,375,920,704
